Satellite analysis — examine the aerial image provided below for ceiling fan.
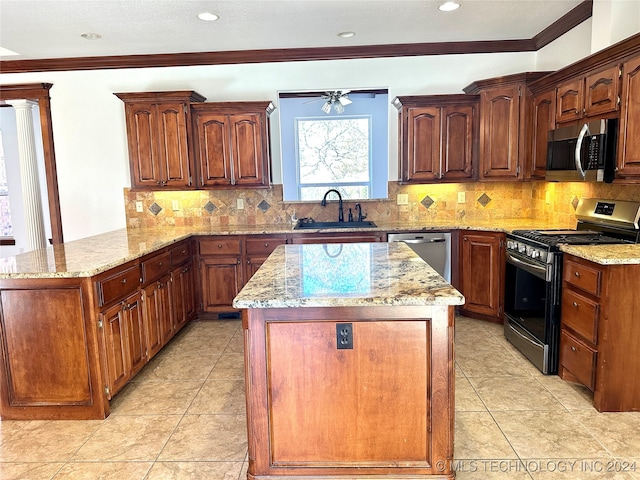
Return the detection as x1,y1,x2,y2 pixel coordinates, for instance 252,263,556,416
305,90,353,114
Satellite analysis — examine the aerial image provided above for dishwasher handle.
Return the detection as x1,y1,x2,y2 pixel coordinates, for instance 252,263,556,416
394,238,446,244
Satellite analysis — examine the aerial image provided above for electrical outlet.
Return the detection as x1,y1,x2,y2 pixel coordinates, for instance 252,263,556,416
457,192,466,204
397,193,409,205
336,323,353,350
237,198,244,210
171,200,180,211
135,201,143,212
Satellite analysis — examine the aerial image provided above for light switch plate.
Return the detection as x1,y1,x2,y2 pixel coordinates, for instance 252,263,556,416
135,201,144,212
457,192,466,204
397,194,408,205
237,198,245,210
171,200,180,211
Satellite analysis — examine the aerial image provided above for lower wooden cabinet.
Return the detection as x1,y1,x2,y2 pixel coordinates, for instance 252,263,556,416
142,275,173,360
200,257,244,312
559,254,640,412
172,260,197,329
458,231,505,322
99,290,145,399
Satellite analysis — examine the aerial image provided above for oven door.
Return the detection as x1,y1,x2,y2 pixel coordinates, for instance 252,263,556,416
503,251,558,374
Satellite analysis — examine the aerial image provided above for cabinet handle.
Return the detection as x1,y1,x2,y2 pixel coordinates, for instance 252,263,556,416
574,271,581,277
572,302,579,307
158,262,163,267
237,259,241,264
218,244,223,248
121,278,127,284
264,243,269,247
571,346,577,352
181,249,186,254
247,259,251,264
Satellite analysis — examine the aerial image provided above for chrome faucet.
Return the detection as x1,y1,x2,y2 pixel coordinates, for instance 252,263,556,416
321,189,344,222
354,203,367,222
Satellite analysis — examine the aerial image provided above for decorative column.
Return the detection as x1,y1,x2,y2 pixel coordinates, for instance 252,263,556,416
6,100,46,251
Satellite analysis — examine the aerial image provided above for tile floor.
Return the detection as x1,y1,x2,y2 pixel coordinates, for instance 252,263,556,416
1,316,639,479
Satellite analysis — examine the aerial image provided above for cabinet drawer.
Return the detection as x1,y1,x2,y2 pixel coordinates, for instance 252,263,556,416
563,258,602,297
561,289,599,344
170,242,191,267
561,330,596,391
199,237,242,256
246,236,286,256
141,251,171,285
97,265,140,307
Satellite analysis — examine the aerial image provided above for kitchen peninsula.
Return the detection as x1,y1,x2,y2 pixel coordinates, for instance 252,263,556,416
232,242,464,480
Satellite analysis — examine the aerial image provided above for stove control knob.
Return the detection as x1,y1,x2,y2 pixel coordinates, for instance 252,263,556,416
530,250,540,259
518,244,526,254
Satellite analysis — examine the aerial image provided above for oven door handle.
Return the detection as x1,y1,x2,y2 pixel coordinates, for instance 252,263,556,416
506,252,548,280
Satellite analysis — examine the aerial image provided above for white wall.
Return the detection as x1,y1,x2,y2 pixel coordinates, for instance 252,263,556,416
535,20,593,71
591,0,640,53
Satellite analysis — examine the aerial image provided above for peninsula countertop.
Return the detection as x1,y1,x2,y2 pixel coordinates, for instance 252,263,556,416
232,242,465,309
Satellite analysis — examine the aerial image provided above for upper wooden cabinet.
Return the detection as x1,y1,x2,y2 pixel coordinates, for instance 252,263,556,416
393,95,478,183
465,72,548,181
616,55,640,180
555,65,620,124
115,91,205,190
191,102,275,188
530,90,556,179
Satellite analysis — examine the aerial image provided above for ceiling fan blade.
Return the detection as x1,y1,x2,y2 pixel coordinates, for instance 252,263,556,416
338,96,352,106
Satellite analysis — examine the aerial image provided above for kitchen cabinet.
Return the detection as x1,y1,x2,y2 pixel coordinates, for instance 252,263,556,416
191,102,275,188
555,65,619,124
560,254,640,412
115,91,205,190
616,55,640,180
99,290,145,399
142,274,173,359
245,235,287,281
458,231,505,322
530,89,556,179
198,237,244,313
393,95,478,183
464,72,548,181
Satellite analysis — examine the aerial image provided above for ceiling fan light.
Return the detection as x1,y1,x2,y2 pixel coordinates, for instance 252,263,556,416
334,102,345,114
321,102,332,114
439,1,460,12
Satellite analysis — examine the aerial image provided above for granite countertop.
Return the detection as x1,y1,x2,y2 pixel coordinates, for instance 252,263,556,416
560,244,640,265
0,218,588,279
232,242,465,308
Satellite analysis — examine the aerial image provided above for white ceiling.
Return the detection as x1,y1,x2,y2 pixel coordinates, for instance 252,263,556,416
0,0,586,61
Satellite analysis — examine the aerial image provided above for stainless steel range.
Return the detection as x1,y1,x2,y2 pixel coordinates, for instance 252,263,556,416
504,198,640,374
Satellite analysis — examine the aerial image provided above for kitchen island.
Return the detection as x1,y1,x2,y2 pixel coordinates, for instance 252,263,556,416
233,242,465,480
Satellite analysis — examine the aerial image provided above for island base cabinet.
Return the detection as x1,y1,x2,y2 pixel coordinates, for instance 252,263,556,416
0,278,109,420
242,305,455,479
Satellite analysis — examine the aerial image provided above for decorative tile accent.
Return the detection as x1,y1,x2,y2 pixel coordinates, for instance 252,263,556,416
257,200,271,213
149,202,162,216
203,201,217,214
421,195,435,209
571,196,580,210
477,193,491,207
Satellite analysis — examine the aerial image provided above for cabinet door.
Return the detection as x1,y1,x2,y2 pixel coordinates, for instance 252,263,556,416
193,112,233,187
530,90,556,179
230,113,269,187
99,302,130,399
142,282,163,360
556,79,584,123
157,275,174,344
459,232,505,321
403,107,440,182
617,56,640,178
171,261,196,330
122,292,146,377
441,105,475,181
124,103,163,188
584,65,619,118
156,102,192,188
479,86,521,180
200,257,244,312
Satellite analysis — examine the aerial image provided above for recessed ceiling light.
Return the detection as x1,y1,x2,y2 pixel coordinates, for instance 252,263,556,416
198,12,220,21
337,31,356,38
439,1,460,12
80,33,102,40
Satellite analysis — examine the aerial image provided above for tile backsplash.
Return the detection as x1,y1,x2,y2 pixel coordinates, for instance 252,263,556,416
124,182,640,229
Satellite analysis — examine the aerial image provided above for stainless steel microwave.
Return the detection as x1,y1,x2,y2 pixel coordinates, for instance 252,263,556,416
546,118,617,182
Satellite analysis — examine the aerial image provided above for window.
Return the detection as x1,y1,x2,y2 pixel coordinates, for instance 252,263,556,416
279,90,388,201
0,130,14,241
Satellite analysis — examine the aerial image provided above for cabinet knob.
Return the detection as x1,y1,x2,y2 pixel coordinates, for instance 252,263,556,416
574,271,581,277
247,259,251,264
217,244,223,248
121,278,127,284
237,259,241,264
571,346,577,352
572,302,579,307
158,262,163,267
264,243,269,247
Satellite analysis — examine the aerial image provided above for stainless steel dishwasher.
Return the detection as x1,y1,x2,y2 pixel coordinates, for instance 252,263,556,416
387,232,451,282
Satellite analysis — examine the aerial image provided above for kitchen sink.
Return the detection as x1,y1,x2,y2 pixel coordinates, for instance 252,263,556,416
294,220,377,230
